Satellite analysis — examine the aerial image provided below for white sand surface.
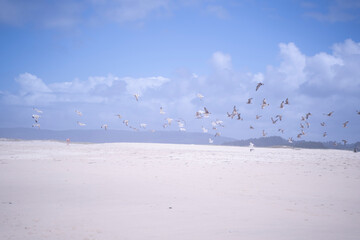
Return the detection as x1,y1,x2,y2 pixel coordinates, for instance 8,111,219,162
1,140,360,240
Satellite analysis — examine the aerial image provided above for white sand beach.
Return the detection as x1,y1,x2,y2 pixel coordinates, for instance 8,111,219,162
0,139,360,240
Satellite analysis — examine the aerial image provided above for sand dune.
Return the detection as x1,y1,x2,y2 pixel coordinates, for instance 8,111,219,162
1,140,360,240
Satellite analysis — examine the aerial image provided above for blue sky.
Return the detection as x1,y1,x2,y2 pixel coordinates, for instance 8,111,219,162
0,0,359,143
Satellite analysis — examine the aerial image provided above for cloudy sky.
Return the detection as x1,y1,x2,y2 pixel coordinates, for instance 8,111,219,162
0,0,359,142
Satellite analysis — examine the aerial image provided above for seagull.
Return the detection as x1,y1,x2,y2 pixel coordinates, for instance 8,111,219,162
285,98,289,105
288,137,293,143
278,128,284,134
250,125,254,129
75,110,82,116
261,98,269,109
32,114,40,123
342,139,347,145
115,114,122,119
276,115,283,121
262,130,267,137
134,93,140,101
249,142,255,152
209,138,214,144
237,113,243,121
305,112,312,119
320,122,326,126
256,115,262,120
214,132,221,137
160,107,165,114
271,117,278,124
343,121,349,128
203,107,211,118
196,110,205,119
202,126,208,133
297,133,302,139
301,116,306,121
300,123,305,129
247,98,253,104
123,120,129,126
32,123,40,129
324,111,334,117
33,107,43,113
357,110,360,115
280,101,284,109
256,82,264,91
77,121,86,126
214,119,224,127
323,132,327,137
166,118,173,125
140,123,147,129
179,127,186,132
305,121,310,128
101,124,108,130
163,123,168,128
177,120,185,128
197,93,204,100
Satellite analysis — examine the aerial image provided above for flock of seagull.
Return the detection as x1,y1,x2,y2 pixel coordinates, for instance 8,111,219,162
31,81,359,145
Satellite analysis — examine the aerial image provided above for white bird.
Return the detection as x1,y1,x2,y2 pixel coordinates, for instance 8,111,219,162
288,137,293,143
214,132,221,137
261,98,269,109
202,126,208,133
33,107,43,113
179,127,186,132
262,130,267,137
115,114,122,119
323,132,327,137
280,101,284,109
101,124,108,130
166,118,173,125
197,93,204,100
209,138,214,144
77,121,86,126
256,115,262,120
134,93,140,101
75,110,82,116
249,142,254,152
160,107,165,114
140,123,147,129
123,120,129,126
203,107,210,118
32,123,40,129
32,114,40,123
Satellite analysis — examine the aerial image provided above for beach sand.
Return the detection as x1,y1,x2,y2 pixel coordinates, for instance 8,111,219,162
1,139,360,240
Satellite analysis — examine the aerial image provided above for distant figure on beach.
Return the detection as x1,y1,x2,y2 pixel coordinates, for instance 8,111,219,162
249,142,255,152
66,138,70,145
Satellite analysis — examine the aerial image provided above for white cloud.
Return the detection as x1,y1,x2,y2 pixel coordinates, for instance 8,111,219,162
121,76,170,95
211,51,232,72
2,73,170,106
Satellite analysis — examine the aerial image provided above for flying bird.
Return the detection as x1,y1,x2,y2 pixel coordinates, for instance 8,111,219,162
32,123,40,129
166,118,173,125
342,139,347,145
214,132,221,137
179,127,186,132
323,132,327,137
262,130,267,137
203,107,211,117
343,121,349,128
77,121,86,126
250,125,254,129
247,98,253,104
278,128,284,134
280,101,284,109
256,82,264,91
101,124,108,130
197,93,204,100
305,112,312,119
123,120,129,126
271,117,278,124
33,107,43,113
324,111,334,117
140,123,147,129
285,98,289,105
237,113,243,121
320,122,326,126
261,98,269,109
134,93,140,101
275,115,283,121
288,137,293,143
160,107,165,114
202,126,208,133
115,114,122,119
209,138,214,144
32,114,40,123
357,110,360,115
256,115,262,120
75,110,82,116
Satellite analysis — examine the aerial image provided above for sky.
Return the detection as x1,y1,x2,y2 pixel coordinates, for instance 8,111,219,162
0,0,359,143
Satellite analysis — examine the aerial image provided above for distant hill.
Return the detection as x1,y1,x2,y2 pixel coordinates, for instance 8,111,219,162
223,136,359,151
0,128,235,145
